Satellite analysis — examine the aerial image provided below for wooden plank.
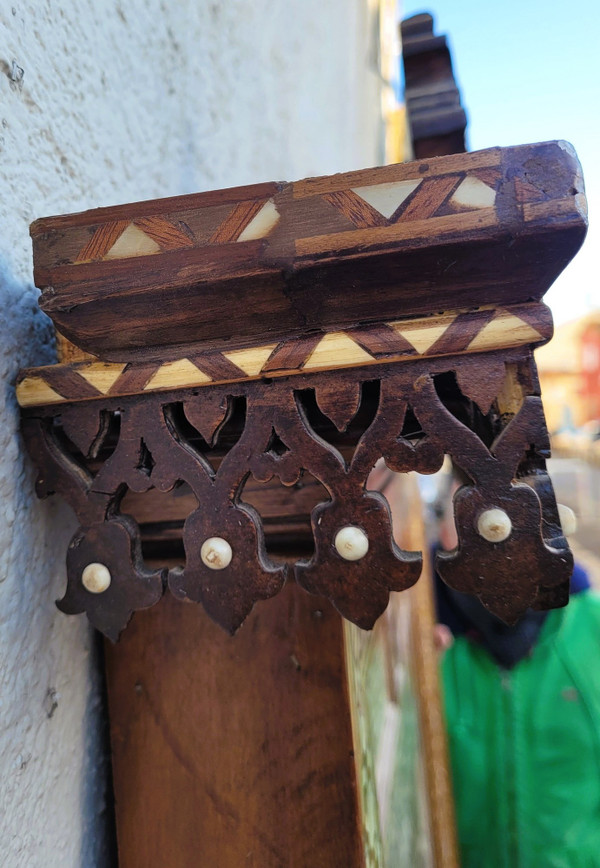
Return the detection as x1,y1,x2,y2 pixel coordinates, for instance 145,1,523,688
291,148,498,198
294,205,498,257
30,142,586,361
16,302,553,407
105,585,365,868
401,486,460,868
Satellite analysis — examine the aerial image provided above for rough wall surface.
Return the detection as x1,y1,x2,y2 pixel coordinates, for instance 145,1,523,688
0,1,380,865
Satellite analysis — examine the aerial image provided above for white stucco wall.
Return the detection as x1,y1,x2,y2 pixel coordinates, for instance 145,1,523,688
0,2,381,864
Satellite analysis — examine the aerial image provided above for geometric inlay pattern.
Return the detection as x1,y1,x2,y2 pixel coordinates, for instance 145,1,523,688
16,302,552,408
20,354,573,640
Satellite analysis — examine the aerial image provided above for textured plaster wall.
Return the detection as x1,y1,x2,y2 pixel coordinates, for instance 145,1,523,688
0,1,381,865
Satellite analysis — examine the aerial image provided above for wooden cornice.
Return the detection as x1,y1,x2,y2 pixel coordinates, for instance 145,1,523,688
32,141,586,363
18,142,587,639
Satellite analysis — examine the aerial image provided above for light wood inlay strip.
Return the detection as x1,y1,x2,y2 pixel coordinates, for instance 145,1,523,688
222,345,278,377
16,303,553,408
303,333,373,370
292,149,501,199
350,179,423,220
450,176,496,210
391,311,458,355
78,363,126,394
104,223,161,260
522,196,588,223
467,314,542,352
296,208,498,258
16,378,65,407
143,359,212,391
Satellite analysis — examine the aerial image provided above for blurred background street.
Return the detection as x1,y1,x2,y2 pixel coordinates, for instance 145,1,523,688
549,458,600,587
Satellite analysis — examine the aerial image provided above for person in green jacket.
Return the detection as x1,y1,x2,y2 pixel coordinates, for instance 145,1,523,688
439,575,600,868
434,485,600,867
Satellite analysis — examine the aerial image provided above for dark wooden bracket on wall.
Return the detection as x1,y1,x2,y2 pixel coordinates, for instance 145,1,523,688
17,141,587,640
401,12,467,158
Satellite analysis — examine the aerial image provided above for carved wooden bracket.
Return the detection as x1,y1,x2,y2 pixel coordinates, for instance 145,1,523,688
18,141,587,640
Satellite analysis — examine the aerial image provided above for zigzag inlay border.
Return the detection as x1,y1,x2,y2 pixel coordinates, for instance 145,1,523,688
16,303,552,408
70,169,499,265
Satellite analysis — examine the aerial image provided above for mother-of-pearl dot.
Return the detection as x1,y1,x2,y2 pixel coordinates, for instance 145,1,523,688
334,526,369,561
557,503,577,537
201,537,233,570
476,508,512,543
81,562,112,593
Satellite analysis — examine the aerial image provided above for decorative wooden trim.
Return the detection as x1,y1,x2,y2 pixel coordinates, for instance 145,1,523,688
31,141,586,361
20,351,572,640
18,142,587,641
16,302,552,407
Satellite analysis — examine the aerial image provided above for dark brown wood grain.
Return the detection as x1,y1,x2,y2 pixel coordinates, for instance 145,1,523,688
322,189,387,228
426,308,496,356
398,174,460,220
31,142,586,362
20,347,573,638
108,361,160,394
75,220,129,262
133,216,195,249
209,199,266,243
105,585,364,868
347,322,417,357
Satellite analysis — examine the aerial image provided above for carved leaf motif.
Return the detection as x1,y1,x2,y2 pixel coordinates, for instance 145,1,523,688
455,356,506,415
184,392,232,445
169,502,286,633
21,350,569,638
314,382,361,432
436,483,572,623
60,516,165,642
295,494,422,628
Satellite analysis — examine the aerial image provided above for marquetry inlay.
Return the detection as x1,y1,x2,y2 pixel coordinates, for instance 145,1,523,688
16,303,550,407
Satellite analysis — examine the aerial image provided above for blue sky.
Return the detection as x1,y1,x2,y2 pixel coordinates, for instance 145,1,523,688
400,0,599,324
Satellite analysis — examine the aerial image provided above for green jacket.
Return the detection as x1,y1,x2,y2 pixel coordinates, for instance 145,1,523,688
442,591,600,868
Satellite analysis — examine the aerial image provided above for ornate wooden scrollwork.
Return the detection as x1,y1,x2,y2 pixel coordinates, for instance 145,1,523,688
17,141,586,639
21,349,571,639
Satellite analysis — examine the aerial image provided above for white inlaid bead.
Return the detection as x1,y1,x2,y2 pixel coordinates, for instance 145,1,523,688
557,503,577,537
81,562,112,594
334,526,369,561
476,508,512,543
201,537,233,570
